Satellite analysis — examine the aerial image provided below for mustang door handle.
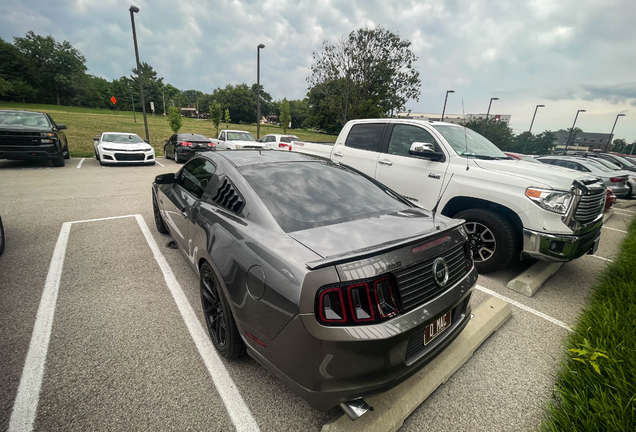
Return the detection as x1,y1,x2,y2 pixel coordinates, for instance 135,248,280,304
378,159,393,166
333,151,344,157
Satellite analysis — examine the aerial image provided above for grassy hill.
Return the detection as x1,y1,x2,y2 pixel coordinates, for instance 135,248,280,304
0,102,337,157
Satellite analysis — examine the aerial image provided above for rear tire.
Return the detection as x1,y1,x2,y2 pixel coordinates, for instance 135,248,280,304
200,262,245,359
153,192,168,234
455,208,519,274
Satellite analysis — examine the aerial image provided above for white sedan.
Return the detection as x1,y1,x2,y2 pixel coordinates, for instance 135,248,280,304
94,132,156,165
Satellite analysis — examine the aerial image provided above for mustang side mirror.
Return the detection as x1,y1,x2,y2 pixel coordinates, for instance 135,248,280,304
155,173,176,184
409,142,444,161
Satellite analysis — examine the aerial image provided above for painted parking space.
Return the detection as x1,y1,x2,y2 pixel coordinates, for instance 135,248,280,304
0,160,633,431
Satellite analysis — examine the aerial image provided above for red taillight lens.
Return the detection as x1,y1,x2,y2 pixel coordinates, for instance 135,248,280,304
180,141,193,147
316,276,400,326
208,142,215,147
609,177,624,183
279,143,287,148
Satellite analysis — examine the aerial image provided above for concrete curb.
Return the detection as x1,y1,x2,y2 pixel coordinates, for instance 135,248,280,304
603,209,614,223
321,297,512,432
615,199,636,209
506,261,563,297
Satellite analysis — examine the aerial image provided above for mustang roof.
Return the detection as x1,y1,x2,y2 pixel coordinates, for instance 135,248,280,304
218,150,325,167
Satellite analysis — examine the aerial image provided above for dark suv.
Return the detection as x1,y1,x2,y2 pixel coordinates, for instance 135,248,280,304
0,110,70,167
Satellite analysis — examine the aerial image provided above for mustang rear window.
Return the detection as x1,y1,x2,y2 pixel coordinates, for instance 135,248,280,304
240,161,410,232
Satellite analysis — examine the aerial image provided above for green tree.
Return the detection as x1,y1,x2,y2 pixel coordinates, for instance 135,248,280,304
209,101,222,136
511,131,557,155
611,138,627,153
279,98,291,134
167,106,182,134
211,83,272,124
129,62,164,114
461,118,516,151
0,37,36,102
307,26,421,132
224,109,231,128
13,31,87,105
289,99,310,129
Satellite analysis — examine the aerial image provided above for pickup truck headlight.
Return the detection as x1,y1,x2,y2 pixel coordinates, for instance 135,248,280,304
235,144,243,149
525,188,573,214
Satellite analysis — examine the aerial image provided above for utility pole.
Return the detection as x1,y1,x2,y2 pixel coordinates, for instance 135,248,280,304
129,5,149,143
162,92,166,116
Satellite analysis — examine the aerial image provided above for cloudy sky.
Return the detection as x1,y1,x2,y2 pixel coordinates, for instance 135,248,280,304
1,0,635,143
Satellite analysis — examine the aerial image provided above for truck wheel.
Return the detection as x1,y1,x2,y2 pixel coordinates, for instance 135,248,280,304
52,154,65,167
63,145,70,159
455,209,519,273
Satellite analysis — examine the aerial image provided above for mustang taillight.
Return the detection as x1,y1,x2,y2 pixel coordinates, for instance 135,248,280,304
316,276,400,326
180,141,193,147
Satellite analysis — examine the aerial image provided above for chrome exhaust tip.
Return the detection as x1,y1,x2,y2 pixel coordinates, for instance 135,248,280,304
340,398,372,421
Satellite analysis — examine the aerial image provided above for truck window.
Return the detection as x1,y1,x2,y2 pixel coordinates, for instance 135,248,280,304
387,125,440,157
344,123,386,152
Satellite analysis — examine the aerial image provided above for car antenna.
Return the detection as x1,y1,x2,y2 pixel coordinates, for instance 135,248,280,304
462,99,469,171
431,171,454,230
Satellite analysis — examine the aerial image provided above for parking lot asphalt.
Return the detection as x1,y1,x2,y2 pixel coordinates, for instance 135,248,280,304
0,156,633,431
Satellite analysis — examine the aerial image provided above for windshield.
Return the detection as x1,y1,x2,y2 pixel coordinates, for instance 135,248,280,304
589,158,621,170
178,134,209,142
240,161,410,232
609,154,636,167
102,133,144,144
581,159,614,172
0,111,50,128
227,132,255,141
432,125,508,159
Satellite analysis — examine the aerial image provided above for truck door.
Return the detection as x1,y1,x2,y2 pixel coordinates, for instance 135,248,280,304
374,124,449,210
331,123,386,178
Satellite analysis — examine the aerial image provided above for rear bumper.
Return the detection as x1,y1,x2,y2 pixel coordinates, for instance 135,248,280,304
522,218,603,261
0,144,61,161
609,183,630,198
175,147,214,159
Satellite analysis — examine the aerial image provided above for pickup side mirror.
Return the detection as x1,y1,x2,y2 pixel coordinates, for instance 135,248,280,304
57,124,67,130
94,135,100,141
155,173,176,184
409,142,444,161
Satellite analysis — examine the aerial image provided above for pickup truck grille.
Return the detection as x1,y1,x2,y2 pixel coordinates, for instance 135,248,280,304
392,243,471,313
0,137,43,146
574,191,605,224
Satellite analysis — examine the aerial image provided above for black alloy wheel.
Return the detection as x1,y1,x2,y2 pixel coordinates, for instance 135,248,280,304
455,208,518,274
200,262,244,359
152,192,168,234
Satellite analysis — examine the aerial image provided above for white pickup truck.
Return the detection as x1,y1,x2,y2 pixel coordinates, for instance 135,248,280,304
292,119,606,273
210,129,267,150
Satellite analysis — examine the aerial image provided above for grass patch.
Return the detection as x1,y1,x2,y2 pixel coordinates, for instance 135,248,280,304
541,218,636,431
0,102,337,157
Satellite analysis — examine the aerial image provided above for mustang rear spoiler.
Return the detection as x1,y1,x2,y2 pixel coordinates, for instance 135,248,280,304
304,220,464,270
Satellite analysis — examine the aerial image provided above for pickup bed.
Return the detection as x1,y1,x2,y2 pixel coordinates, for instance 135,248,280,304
292,119,605,273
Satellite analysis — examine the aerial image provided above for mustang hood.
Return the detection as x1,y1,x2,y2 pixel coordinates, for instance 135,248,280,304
288,208,455,259
473,159,596,190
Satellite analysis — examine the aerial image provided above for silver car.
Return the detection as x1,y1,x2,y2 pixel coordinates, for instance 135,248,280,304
537,156,630,197
584,157,636,197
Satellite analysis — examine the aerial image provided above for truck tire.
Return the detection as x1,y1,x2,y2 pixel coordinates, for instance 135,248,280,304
63,144,70,159
51,153,65,167
455,209,519,274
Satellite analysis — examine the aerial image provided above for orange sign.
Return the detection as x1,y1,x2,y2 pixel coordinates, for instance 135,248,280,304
111,96,117,104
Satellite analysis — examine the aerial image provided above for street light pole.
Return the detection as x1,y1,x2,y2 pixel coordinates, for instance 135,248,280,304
441,90,455,122
528,104,545,133
607,114,626,152
564,109,586,152
131,92,137,123
129,5,149,143
344,68,358,124
162,92,166,116
256,43,265,139
483,97,499,134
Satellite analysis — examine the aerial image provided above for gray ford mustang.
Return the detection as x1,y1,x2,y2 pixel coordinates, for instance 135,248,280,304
151,150,477,418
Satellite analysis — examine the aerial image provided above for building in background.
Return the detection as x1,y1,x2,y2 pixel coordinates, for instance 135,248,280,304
397,112,511,124
552,131,612,152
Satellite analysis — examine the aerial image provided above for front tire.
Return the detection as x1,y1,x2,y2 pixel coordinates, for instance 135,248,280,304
62,144,70,159
455,208,519,274
51,153,65,167
200,262,244,359
152,192,168,234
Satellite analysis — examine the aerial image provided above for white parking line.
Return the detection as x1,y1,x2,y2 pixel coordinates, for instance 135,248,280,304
614,208,634,214
590,254,614,263
9,223,72,432
603,226,628,234
475,285,572,332
76,158,85,169
614,211,634,216
156,161,165,167
9,214,259,432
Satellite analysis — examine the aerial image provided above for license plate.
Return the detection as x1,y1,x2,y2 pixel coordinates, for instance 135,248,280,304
424,310,452,345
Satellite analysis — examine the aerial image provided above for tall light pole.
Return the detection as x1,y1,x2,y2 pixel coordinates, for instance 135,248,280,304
256,43,265,139
607,114,626,152
131,92,137,123
485,97,499,121
344,68,358,124
162,92,166,116
528,104,545,133
564,109,586,152
129,5,149,143
441,90,455,122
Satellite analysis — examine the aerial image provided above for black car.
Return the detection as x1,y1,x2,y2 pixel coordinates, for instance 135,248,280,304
0,110,70,167
164,133,215,163
151,151,476,418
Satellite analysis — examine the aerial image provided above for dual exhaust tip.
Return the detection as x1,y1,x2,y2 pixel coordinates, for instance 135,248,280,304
340,398,372,421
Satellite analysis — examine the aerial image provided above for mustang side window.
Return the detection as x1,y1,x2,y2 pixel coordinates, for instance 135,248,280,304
177,159,217,199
